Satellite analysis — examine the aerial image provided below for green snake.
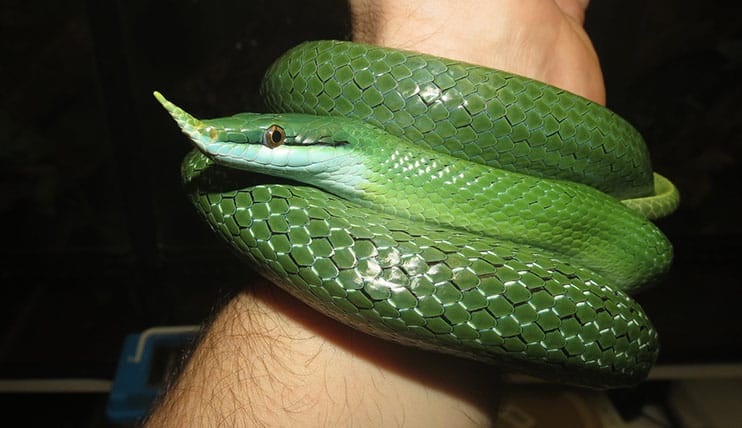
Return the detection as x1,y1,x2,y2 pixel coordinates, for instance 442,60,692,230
155,40,678,389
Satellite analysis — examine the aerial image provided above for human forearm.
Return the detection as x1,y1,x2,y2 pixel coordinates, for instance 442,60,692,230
144,286,499,427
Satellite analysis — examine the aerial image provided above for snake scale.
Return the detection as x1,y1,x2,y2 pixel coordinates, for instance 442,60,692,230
156,40,678,389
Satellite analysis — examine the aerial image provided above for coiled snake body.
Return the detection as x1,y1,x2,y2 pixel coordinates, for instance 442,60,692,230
156,40,678,389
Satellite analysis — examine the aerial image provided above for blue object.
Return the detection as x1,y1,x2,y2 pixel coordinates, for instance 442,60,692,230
106,326,199,424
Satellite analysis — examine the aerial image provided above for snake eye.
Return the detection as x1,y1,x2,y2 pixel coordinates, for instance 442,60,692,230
263,125,285,148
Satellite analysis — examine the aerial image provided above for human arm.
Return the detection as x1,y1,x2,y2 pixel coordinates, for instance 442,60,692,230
145,1,604,426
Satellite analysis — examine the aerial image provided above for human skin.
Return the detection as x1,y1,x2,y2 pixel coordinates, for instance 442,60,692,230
145,1,604,426
349,0,604,104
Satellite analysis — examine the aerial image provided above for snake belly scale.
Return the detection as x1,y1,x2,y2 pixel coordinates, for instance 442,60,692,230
156,40,678,389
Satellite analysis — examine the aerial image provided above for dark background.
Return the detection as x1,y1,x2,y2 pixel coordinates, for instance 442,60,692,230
1,0,740,425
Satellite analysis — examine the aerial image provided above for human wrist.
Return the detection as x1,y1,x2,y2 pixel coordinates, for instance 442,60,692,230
348,0,605,104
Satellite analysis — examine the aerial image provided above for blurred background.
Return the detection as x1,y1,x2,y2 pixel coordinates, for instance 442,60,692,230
1,0,740,426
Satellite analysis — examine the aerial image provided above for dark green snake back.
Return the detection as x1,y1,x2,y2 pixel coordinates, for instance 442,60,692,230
182,151,658,389
261,40,654,200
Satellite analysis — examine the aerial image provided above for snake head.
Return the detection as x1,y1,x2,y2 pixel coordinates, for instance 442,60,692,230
154,91,370,194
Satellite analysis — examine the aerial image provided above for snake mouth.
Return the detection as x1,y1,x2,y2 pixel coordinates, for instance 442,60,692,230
181,150,305,195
